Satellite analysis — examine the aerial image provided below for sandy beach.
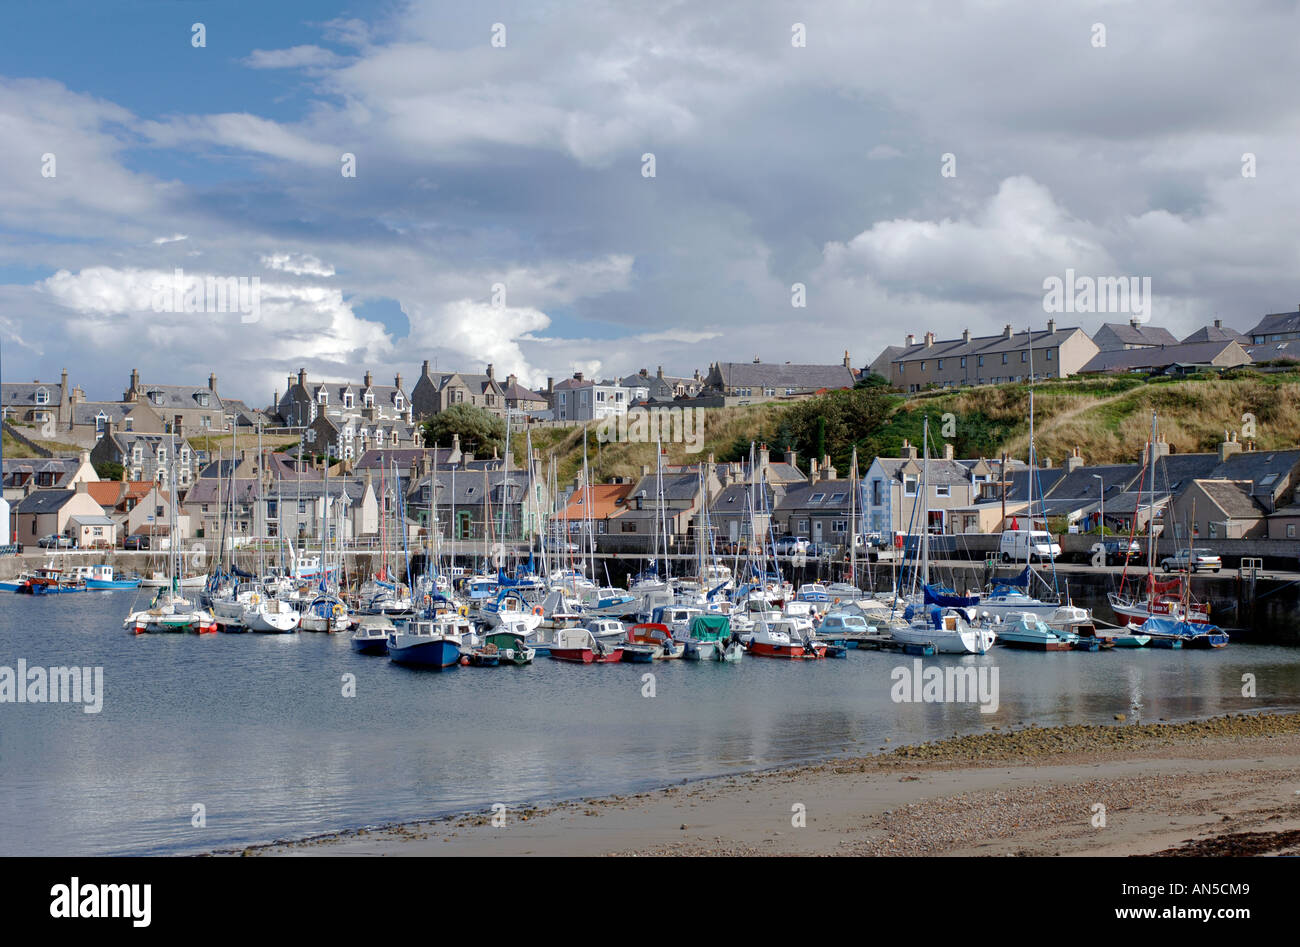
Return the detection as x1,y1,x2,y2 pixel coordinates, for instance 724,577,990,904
235,712,1300,857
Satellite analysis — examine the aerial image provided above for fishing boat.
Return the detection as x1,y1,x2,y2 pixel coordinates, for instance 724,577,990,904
584,617,627,646
481,588,543,631
84,565,141,590
679,614,736,661
995,611,1076,651
470,627,535,666
745,616,826,659
1138,615,1229,649
351,616,394,654
625,622,685,659
891,604,996,655
387,614,469,668
548,627,623,663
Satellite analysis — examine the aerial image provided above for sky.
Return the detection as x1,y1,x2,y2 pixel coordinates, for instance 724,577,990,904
3,0,1299,406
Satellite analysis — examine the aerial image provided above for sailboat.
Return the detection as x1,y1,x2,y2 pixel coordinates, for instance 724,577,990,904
1108,413,1213,628
124,457,217,634
886,417,996,655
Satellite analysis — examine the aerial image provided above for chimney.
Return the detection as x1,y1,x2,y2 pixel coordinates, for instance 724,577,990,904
573,371,583,382
657,365,664,378
487,363,495,380
450,433,461,456
785,448,798,470
1046,318,1056,334
758,444,770,472
1042,457,1052,468
906,333,915,346
641,464,651,477
1142,437,1172,465
61,368,67,391
364,370,373,388
394,373,402,391
298,368,307,387
822,455,836,480
943,442,954,461
76,479,87,495
1065,446,1083,472
843,350,851,368
924,331,935,347
1213,319,1222,329
208,373,218,393
962,328,970,343
507,373,517,391
810,457,819,479
1003,324,1013,338
421,359,431,377
546,377,554,397
900,439,918,461
1218,431,1243,463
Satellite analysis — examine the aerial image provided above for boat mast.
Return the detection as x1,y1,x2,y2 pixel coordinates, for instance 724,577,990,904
920,416,930,589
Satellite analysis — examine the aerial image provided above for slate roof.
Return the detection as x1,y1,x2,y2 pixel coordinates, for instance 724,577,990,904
14,489,79,514
775,481,854,512
710,362,855,391
1245,341,1300,364
1196,480,1267,518
889,326,1087,364
1181,323,1248,345
1246,310,1300,340
137,384,222,411
1079,340,1249,373
1094,322,1180,349
1,382,60,407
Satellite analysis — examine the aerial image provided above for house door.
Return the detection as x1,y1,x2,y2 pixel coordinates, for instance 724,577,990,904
812,520,823,542
729,520,738,542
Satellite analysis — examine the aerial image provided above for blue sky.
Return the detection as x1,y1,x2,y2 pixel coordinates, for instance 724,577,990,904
2,1,1299,406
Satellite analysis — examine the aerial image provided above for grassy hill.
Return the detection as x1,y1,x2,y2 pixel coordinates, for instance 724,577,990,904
522,368,1300,480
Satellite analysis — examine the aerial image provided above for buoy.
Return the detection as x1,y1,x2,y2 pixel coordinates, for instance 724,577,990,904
459,655,470,666
532,605,544,616
458,605,469,617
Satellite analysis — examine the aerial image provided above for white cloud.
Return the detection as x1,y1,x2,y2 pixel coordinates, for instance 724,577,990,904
261,253,335,277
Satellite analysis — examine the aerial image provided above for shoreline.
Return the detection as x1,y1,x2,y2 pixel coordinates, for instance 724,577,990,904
231,711,1300,857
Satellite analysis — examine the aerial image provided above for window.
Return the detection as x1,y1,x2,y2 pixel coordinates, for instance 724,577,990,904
344,393,354,408
832,519,847,533
809,493,825,503
978,356,985,367
871,480,882,505
904,474,918,496
1021,351,1027,362
1209,521,1217,539
35,388,49,405
95,412,107,432
920,361,926,371
1046,350,1053,361
960,357,966,368
798,519,809,532
935,485,950,497
298,500,307,514
1001,353,1008,364
1288,524,1296,538
937,360,943,370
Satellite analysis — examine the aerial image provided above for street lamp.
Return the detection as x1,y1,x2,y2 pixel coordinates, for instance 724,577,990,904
1092,474,1104,536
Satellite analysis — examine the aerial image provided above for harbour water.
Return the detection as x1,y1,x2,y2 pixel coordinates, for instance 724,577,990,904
2,589,1299,856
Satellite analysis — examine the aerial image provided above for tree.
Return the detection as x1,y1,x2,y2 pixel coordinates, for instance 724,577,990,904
423,403,507,457
94,461,124,481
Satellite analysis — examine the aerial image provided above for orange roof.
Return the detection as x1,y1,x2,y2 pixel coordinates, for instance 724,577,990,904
554,483,635,521
86,481,158,509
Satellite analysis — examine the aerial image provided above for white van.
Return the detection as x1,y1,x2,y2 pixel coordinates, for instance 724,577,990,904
999,529,1061,562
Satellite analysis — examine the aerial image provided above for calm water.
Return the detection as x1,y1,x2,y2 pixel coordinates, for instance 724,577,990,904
1,589,1299,856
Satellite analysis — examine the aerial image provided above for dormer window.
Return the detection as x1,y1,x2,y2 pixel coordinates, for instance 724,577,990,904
157,446,167,464
317,389,328,405
344,393,354,408
35,388,49,405
148,390,164,406
394,394,403,410
197,392,209,407
364,392,374,407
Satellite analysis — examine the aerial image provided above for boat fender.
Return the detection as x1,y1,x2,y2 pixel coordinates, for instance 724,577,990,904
423,594,431,605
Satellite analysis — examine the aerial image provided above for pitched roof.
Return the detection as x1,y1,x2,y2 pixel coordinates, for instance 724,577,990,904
888,326,1088,365
1196,480,1267,518
1180,323,1247,345
1246,310,1300,339
1094,322,1180,348
554,483,636,520
711,361,855,391
1079,340,1250,373
14,489,79,514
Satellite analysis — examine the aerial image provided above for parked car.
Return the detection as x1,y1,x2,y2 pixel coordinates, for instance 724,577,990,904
774,535,809,556
540,535,580,553
998,529,1060,562
38,534,75,548
1088,538,1141,566
1161,548,1222,573
123,534,151,550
